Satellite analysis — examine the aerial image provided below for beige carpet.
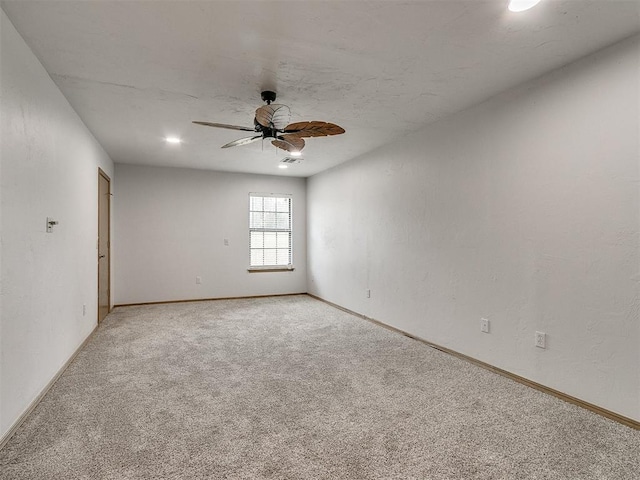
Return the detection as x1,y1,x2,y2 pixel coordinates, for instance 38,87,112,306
1,294,638,479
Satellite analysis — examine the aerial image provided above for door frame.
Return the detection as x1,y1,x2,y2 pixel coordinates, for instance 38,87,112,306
98,168,111,323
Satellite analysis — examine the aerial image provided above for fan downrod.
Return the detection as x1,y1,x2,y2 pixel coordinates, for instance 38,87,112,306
261,90,276,105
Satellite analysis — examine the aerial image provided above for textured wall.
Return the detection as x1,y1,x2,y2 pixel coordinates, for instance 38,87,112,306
114,165,307,304
307,36,640,421
1,11,114,439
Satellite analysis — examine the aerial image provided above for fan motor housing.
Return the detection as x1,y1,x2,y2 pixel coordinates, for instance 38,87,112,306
261,90,277,104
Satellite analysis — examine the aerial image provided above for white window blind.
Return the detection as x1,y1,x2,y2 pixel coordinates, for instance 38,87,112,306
249,193,292,268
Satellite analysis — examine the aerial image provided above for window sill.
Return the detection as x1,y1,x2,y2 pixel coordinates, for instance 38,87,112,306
247,266,295,273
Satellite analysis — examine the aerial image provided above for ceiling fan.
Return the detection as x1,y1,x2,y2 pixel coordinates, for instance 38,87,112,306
193,91,345,154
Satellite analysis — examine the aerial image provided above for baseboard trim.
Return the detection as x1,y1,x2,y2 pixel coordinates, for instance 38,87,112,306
115,292,307,308
307,294,640,430
0,323,100,450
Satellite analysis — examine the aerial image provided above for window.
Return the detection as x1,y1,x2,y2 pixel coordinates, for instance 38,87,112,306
249,193,292,269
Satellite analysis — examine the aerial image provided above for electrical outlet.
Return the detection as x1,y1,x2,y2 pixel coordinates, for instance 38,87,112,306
224,238,229,246
480,318,490,333
196,276,202,285
366,289,371,298
82,304,86,316
535,331,546,349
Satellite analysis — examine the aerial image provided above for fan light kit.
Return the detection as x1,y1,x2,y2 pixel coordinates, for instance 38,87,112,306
193,91,345,154
165,136,182,144
508,0,541,12
278,165,288,169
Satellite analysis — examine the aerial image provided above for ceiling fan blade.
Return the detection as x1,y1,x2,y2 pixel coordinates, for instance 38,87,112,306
255,104,291,130
193,121,255,132
283,121,345,137
272,136,305,153
221,135,263,148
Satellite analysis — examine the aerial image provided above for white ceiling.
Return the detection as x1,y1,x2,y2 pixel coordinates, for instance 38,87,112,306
3,1,639,177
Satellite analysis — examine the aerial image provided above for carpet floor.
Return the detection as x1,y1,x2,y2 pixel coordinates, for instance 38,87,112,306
1,295,638,479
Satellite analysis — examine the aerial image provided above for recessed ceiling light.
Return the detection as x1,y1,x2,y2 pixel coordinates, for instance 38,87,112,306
508,0,541,12
290,151,302,157
278,164,288,169
165,136,182,144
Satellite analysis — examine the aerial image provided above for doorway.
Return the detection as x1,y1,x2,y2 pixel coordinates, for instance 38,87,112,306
98,169,111,323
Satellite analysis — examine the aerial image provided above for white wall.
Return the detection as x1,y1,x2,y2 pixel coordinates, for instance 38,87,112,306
0,10,115,439
307,36,640,422
114,165,306,304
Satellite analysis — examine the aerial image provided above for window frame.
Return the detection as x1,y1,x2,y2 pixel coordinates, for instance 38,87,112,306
247,192,294,272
